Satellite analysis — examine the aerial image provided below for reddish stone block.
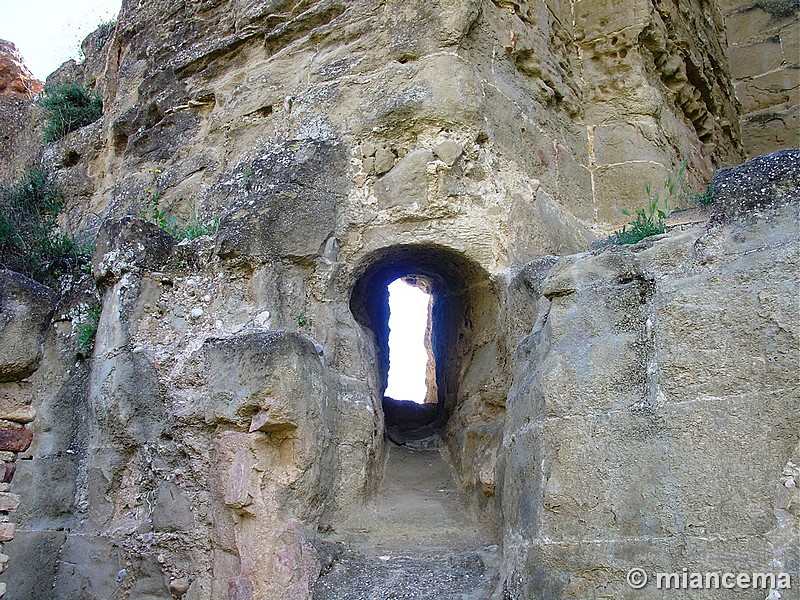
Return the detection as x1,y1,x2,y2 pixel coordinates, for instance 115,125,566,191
0,427,32,452
228,576,254,600
0,464,15,484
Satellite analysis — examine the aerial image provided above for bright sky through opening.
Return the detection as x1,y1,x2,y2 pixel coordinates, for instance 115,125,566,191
385,278,430,404
0,0,122,81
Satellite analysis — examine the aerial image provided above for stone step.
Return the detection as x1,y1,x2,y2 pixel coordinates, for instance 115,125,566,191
314,445,501,599
325,445,496,554
312,543,501,600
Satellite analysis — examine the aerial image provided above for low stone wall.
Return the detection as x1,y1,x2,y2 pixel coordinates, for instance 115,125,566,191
0,271,55,598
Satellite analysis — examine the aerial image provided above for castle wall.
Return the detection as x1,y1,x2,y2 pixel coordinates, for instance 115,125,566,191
720,0,799,156
0,1,795,599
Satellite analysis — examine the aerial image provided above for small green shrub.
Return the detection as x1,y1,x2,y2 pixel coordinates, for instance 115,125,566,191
143,193,219,241
688,182,714,206
142,184,176,234
614,162,717,245
298,315,309,327
75,304,102,356
40,82,103,142
614,197,666,245
141,170,220,241
178,215,220,241
661,160,687,213
0,168,86,280
95,19,117,49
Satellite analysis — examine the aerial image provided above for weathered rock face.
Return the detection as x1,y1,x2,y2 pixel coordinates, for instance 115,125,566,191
0,271,55,599
0,271,55,382
7,0,744,247
0,0,797,599
0,41,42,99
720,0,799,157
0,42,42,182
499,150,799,598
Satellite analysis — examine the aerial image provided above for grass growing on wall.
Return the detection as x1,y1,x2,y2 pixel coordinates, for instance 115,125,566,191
0,168,84,281
40,82,103,142
615,161,715,245
75,304,102,357
141,169,221,241
614,200,666,245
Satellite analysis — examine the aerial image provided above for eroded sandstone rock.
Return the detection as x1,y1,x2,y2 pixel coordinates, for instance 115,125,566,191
499,151,799,598
0,41,42,98
720,0,800,156
0,270,55,382
1,1,797,599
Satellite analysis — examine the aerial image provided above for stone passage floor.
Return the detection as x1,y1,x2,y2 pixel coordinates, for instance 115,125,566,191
314,445,500,600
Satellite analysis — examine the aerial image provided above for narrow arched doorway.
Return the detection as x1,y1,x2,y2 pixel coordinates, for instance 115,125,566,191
334,243,502,570
349,244,497,446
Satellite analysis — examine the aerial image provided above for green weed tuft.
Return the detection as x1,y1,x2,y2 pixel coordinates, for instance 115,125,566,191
688,183,714,206
614,160,714,245
614,198,666,245
0,168,87,281
75,304,102,356
141,170,220,241
40,82,102,142
95,19,117,49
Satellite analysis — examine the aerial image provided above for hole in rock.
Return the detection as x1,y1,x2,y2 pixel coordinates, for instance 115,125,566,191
62,149,81,167
350,244,496,447
385,276,436,405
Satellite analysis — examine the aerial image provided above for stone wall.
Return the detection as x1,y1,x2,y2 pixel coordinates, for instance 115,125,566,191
720,0,799,156
0,1,796,599
499,149,799,598
575,0,744,214
0,271,55,600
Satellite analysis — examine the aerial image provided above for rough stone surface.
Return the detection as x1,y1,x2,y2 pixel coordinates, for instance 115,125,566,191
499,158,799,598
0,523,14,543
0,493,20,513
0,383,36,425
0,95,39,183
0,429,32,454
0,271,55,382
719,0,800,156
0,2,797,600
0,464,16,485
314,550,499,600
0,41,44,183
92,217,176,285
0,41,42,98
712,147,800,219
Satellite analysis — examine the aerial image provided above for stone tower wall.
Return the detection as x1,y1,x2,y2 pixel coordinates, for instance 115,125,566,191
720,0,799,156
0,1,796,599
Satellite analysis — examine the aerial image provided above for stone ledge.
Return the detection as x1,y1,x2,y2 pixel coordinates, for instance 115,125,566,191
0,384,34,425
